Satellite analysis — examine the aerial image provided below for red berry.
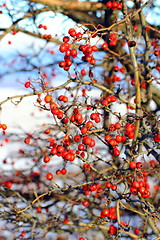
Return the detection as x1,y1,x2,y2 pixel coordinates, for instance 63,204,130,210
24,81,31,88
74,135,81,142
101,208,109,216
115,122,121,129
112,148,120,156
132,181,140,188
117,3,122,9
154,50,160,56
4,181,12,188
111,96,116,102
81,126,88,134
82,200,89,207
134,228,140,235
106,1,112,8
63,218,69,224
21,232,26,237
133,25,139,31
44,94,52,103
81,69,86,75
108,225,117,235
111,184,117,191
59,44,68,53
138,186,145,194
61,168,67,175
38,24,43,28
127,132,135,139
113,66,119,72
70,48,78,57
109,124,115,131
36,207,41,213
78,144,85,151
56,170,61,175
101,42,108,49
136,162,143,169
76,32,83,39
46,172,53,180
24,137,30,144
116,135,123,143
128,41,136,47
112,1,118,8
63,36,70,43
68,28,76,37
154,134,160,142
129,161,136,169
130,186,138,195
43,156,51,163
104,134,111,142
1,124,7,130
85,121,93,128
106,182,112,188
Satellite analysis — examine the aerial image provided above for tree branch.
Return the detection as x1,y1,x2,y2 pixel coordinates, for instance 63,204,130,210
26,0,105,11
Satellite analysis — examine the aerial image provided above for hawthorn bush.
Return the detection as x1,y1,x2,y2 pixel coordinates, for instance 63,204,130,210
0,0,160,240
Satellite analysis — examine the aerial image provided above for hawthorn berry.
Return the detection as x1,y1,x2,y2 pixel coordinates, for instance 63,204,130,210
128,41,136,47
81,126,88,134
134,228,140,235
101,42,108,49
63,217,69,224
76,32,83,39
1,124,7,130
24,81,31,88
44,94,52,103
21,232,26,237
63,36,70,43
82,200,89,207
106,1,112,8
46,172,53,180
61,168,67,175
108,225,117,235
136,162,143,169
4,181,12,188
130,187,138,195
43,156,50,163
111,184,117,191
36,207,41,213
101,208,109,216
24,137,30,144
115,122,121,129
133,25,139,31
112,147,120,156
129,161,136,169
106,182,112,188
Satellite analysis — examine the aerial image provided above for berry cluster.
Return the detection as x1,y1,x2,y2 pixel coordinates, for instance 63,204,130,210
79,43,97,65
38,24,47,30
130,178,151,198
105,1,122,10
58,28,84,70
109,33,117,46
37,24,52,39
100,206,117,219
106,74,121,83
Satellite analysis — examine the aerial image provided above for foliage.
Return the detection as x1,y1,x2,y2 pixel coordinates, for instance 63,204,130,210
0,0,160,239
